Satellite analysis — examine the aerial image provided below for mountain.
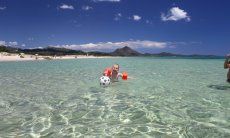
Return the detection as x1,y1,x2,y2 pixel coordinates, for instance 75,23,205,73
0,45,223,58
144,52,223,58
110,46,142,56
149,52,182,57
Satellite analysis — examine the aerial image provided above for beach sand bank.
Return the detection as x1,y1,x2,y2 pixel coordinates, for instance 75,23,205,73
0,53,114,62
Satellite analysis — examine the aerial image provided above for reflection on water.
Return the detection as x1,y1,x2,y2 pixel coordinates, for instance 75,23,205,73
0,58,230,137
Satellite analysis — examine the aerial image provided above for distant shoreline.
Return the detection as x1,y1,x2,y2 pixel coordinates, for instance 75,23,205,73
1,45,224,58
0,55,224,62
0,53,115,62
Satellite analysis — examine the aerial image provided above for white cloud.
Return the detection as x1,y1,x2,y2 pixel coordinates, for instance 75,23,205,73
93,0,121,2
0,7,6,10
82,6,93,11
8,41,18,46
28,47,44,49
60,4,74,10
133,15,142,21
82,6,92,11
21,44,26,47
0,41,20,47
51,40,168,52
0,41,6,45
161,7,190,22
114,13,122,21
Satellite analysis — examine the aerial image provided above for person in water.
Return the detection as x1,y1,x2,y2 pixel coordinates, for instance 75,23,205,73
103,64,123,82
224,54,230,83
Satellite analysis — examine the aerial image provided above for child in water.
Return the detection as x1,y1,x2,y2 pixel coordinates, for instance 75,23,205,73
103,64,123,82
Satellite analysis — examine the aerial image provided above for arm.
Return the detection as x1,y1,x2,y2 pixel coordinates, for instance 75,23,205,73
117,73,123,78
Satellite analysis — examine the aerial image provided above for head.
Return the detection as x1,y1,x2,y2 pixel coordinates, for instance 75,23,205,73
112,64,119,73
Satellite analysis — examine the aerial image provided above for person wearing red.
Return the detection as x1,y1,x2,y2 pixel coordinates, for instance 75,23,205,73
103,64,123,82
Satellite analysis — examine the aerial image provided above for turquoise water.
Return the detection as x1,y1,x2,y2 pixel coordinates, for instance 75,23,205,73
0,57,230,137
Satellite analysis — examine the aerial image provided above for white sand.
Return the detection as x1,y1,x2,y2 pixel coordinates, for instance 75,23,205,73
0,54,36,61
0,53,114,62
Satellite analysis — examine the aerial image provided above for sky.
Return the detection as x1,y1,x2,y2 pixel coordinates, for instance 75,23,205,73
0,0,230,55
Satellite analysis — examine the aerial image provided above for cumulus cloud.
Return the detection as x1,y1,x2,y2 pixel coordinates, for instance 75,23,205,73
52,40,168,52
133,15,142,21
8,41,18,46
60,4,74,10
93,0,121,2
0,41,20,47
0,41,6,45
82,6,93,11
114,13,122,21
0,7,6,10
161,7,190,22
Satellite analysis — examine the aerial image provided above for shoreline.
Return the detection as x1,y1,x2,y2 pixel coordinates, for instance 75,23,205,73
0,53,115,62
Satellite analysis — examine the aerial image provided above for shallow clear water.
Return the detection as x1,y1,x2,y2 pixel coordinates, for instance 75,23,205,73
0,57,230,137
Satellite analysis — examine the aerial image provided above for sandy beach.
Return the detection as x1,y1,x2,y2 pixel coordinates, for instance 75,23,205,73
0,53,114,62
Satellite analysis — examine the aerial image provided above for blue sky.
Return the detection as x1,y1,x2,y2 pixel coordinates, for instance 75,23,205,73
0,0,230,55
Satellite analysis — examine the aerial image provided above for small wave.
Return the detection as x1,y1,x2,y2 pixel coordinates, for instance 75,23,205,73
208,85,230,90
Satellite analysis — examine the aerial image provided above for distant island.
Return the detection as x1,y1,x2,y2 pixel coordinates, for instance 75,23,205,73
0,45,223,58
